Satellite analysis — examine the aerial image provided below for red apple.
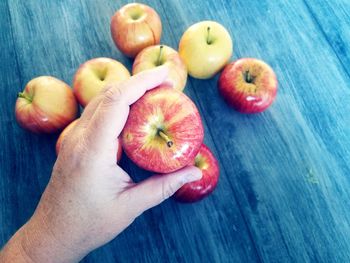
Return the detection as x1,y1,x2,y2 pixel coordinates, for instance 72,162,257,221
15,76,78,133
121,85,204,173
218,58,278,113
56,118,123,163
133,45,187,91
73,57,130,107
174,144,219,203
110,3,162,58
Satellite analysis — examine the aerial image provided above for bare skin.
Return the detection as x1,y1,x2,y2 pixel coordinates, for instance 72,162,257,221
0,66,202,263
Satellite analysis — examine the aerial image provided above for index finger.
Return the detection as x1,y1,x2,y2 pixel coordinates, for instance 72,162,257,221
79,65,169,127
107,65,169,106
86,65,169,156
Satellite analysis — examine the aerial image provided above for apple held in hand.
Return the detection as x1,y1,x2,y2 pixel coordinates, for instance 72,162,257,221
121,86,204,173
133,45,187,91
73,57,130,107
174,144,219,203
218,58,278,113
56,118,123,163
15,76,78,133
111,3,162,58
179,21,233,79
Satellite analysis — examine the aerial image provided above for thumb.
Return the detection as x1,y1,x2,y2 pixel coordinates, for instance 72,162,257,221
125,166,202,216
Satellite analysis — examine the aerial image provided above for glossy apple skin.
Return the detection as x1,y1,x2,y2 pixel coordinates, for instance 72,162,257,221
73,57,130,107
133,45,187,91
218,58,278,113
15,76,78,133
174,144,219,203
110,3,162,58
56,118,122,163
121,86,204,173
179,21,233,79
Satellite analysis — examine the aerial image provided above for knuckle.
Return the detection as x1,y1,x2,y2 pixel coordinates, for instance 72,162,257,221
103,85,124,105
101,83,113,94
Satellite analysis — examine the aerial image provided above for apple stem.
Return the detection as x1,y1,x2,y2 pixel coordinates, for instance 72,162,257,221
244,70,254,83
206,27,212,45
156,45,164,66
18,92,32,102
158,130,173,148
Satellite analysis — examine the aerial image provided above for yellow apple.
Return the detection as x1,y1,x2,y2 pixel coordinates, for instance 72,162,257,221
179,21,233,79
132,45,187,91
73,57,130,107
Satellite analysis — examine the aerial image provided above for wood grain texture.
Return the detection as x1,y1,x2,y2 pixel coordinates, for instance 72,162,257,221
303,0,350,78
0,0,50,246
1,0,257,262
158,0,350,262
0,0,349,262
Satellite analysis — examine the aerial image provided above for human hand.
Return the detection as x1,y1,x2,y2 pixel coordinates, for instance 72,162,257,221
0,66,202,263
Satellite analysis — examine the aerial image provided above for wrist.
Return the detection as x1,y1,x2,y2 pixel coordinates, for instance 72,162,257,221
21,212,86,263
0,224,34,262
1,213,86,263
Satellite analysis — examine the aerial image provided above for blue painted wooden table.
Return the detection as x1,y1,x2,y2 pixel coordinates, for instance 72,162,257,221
1,0,349,262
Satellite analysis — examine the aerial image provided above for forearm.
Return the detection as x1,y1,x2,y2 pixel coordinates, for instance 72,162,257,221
0,215,84,263
0,225,32,262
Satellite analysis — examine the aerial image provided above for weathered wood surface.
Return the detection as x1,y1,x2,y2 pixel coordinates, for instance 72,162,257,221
0,0,349,262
